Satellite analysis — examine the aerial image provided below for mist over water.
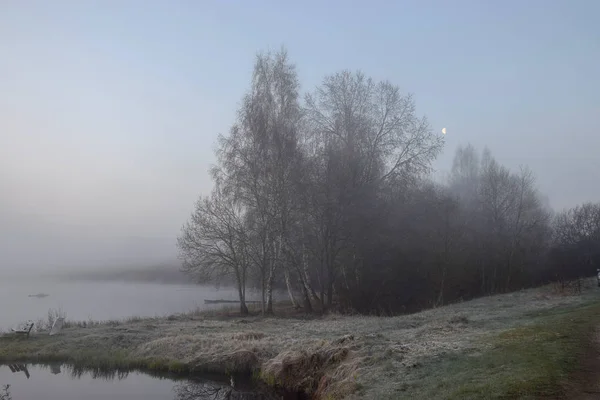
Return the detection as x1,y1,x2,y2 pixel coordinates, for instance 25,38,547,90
0,278,241,331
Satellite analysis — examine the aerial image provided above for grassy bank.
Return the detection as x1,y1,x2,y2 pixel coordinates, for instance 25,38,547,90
1,280,599,399
394,301,600,399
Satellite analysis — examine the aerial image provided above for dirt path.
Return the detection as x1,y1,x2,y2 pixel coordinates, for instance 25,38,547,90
571,328,600,399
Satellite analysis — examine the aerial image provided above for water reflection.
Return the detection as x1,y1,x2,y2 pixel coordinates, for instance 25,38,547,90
1,364,303,400
6,365,28,380
176,381,252,400
174,380,303,400
68,365,130,381
0,384,11,400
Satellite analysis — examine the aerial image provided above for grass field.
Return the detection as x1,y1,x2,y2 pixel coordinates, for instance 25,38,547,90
1,279,599,399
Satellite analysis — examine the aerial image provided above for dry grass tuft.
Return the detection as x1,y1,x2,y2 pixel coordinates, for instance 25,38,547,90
34,307,67,332
261,341,352,395
232,331,265,341
193,349,260,374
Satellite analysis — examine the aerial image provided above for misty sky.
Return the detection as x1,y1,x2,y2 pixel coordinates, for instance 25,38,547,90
1,1,599,271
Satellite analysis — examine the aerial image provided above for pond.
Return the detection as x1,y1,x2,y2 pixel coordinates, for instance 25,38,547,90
0,363,303,400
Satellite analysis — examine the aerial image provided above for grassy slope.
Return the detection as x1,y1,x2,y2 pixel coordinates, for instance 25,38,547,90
1,280,599,399
394,302,600,400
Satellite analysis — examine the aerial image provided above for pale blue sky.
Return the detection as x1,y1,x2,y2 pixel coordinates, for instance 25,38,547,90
1,1,599,269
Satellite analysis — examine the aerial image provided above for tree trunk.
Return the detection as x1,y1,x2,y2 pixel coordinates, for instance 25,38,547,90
266,264,275,314
266,235,283,314
299,276,313,312
480,258,486,296
237,280,248,316
327,279,334,308
341,264,351,291
260,255,266,314
284,267,300,309
293,251,313,313
261,276,266,314
240,299,249,315
326,252,335,309
266,285,274,314
303,260,321,304
505,253,513,291
437,265,446,307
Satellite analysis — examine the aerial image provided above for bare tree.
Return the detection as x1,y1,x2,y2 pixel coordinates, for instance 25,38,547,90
448,144,481,203
177,185,251,315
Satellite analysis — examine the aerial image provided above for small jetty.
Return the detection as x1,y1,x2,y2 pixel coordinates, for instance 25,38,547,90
28,293,49,298
204,299,261,304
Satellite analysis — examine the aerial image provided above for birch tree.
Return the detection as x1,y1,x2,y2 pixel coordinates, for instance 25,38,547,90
214,47,303,314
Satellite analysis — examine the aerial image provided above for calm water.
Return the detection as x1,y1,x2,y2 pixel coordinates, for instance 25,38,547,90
0,363,290,399
0,278,248,331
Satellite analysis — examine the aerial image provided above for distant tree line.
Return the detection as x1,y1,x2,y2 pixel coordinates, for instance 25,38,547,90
177,48,600,315
57,264,187,284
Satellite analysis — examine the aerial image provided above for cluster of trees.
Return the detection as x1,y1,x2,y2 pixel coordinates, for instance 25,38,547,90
177,48,600,315
551,202,600,286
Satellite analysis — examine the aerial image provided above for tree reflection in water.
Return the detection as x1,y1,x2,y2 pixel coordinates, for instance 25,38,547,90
6,365,29,380
0,384,11,400
68,366,129,381
1,364,303,400
49,364,61,375
173,380,285,400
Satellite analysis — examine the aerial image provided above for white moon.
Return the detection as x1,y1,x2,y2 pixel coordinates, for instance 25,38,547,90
441,127,447,135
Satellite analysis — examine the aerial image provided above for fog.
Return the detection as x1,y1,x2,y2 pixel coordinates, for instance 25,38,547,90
1,1,599,276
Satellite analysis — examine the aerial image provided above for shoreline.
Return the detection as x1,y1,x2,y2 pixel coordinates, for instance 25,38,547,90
1,280,599,399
